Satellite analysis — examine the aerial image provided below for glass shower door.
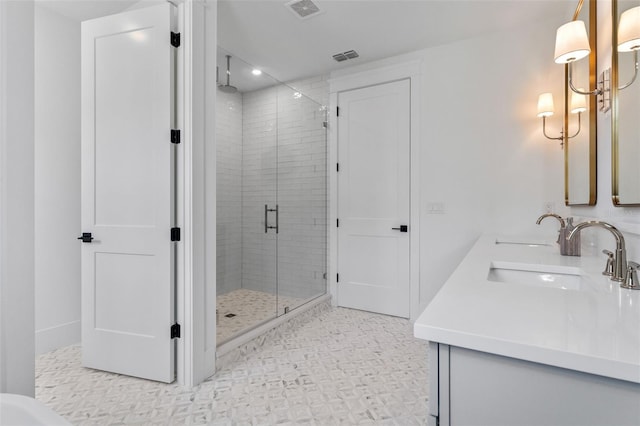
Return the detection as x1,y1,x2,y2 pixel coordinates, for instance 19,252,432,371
215,48,327,345
215,61,280,345
237,86,279,330
275,85,328,315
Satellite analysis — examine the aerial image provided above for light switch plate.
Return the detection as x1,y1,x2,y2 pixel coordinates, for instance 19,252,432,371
426,202,445,214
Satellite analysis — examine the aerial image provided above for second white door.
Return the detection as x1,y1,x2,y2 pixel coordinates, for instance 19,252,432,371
336,79,410,318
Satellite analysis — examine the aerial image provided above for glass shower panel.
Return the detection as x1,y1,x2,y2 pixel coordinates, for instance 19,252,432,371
275,84,328,315
215,50,279,345
239,85,278,318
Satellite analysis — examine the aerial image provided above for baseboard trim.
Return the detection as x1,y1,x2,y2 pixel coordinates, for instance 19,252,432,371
35,320,80,355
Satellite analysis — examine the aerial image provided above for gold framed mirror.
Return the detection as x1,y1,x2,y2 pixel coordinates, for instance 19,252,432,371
565,0,597,206
612,0,640,206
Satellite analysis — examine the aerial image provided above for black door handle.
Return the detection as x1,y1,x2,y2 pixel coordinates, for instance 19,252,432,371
77,232,94,243
392,225,408,232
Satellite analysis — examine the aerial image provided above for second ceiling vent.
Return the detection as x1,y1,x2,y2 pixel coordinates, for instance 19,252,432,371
332,50,359,62
285,0,323,20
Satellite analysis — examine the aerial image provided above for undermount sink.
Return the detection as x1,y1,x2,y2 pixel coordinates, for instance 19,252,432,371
487,261,586,290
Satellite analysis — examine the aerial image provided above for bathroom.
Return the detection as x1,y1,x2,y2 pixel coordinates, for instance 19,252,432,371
1,0,639,424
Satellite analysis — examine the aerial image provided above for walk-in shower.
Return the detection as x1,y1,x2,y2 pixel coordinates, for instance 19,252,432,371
216,49,327,345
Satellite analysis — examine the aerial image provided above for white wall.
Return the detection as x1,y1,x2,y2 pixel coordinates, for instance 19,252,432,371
331,15,567,311
34,5,81,355
417,20,566,308
0,0,35,396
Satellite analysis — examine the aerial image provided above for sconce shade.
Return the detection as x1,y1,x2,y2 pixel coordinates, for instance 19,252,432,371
554,21,591,63
570,90,587,113
537,93,555,117
618,6,640,52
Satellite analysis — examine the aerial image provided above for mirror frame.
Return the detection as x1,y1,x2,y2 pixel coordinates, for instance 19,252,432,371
611,0,640,206
565,0,598,206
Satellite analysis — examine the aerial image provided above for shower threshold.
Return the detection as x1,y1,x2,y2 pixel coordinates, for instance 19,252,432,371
216,293,331,367
216,289,309,344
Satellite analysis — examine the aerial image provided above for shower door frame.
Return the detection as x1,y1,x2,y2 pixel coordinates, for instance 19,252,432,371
328,60,422,322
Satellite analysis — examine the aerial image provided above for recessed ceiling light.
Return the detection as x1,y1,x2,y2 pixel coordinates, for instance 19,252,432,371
252,69,262,76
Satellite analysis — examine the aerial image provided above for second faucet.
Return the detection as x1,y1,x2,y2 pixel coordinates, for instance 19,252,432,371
536,213,580,256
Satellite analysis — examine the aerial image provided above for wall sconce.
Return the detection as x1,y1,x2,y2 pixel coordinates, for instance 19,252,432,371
617,6,640,90
537,92,583,148
554,20,610,111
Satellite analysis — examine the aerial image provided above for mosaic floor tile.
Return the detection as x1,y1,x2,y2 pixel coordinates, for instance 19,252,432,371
36,307,429,425
216,289,305,344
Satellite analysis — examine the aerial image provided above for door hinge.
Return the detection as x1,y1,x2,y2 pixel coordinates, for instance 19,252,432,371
337,218,339,227
336,273,339,282
170,32,181,48
336,163,340,172
171,323,181,339
336,106,340,117
171,227,181,242
171,129,181,144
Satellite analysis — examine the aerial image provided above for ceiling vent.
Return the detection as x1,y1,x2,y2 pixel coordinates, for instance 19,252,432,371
285,0,323,20
332,50,360,62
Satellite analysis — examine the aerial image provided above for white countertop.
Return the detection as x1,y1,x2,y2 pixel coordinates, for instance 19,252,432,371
414,234,640,383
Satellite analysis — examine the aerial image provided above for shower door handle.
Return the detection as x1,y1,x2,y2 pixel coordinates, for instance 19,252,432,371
265,205,279,233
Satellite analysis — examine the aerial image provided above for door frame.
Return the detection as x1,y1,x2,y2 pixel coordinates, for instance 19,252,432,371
177,0,218,387
328,60,421,321
133,0,218,388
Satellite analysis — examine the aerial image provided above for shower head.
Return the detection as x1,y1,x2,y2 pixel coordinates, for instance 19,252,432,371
218,84,238,94
218,54,238,94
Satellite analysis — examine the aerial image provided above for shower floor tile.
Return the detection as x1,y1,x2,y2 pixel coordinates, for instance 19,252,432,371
216,288,304,344
36,307,429,425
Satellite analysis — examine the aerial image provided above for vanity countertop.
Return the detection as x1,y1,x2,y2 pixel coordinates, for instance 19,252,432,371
414,234,640,383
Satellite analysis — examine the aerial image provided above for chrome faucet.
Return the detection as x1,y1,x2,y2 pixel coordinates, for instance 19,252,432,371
567,221,627,282
536,214,580,256
536,213,565,228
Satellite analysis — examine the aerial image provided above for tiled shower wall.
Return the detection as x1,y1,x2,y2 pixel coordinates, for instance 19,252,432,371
216,90,243,295
216,74,329,303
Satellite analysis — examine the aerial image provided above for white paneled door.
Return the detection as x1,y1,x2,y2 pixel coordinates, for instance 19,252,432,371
337,79,410,318
80,4,176,383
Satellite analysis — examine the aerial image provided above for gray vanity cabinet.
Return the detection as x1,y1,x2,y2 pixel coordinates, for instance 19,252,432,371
428,342,640,426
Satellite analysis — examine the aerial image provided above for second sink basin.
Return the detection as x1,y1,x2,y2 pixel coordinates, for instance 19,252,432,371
487,261,586,290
